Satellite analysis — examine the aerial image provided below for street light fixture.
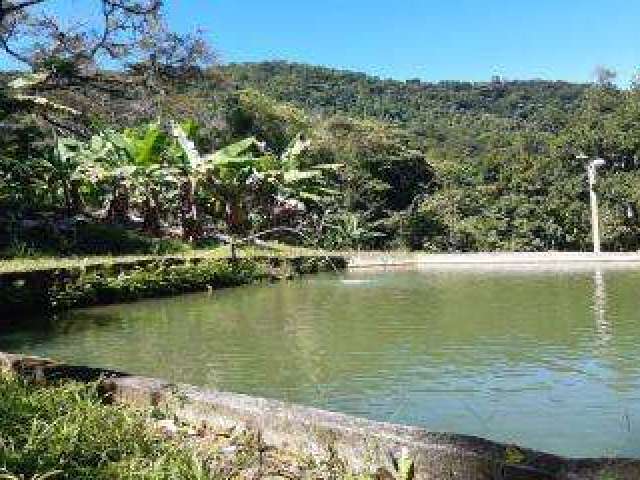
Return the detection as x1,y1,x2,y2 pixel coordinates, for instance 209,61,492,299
578,154,606,253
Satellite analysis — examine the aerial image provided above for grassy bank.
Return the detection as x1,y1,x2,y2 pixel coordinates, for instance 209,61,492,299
0,374,358,480
0,374,207,480
0,247,345,315
0,244,321,275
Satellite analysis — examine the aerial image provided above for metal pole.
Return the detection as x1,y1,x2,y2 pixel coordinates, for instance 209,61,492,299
588,164,601,253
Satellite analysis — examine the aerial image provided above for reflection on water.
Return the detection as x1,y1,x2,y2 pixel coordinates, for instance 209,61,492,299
2,266,640,457
594,269,612,347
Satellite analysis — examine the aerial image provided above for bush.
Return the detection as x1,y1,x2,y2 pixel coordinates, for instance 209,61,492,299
0,255,343,314
49,259,266,310
0,375,212,480
0,222,190,259
73,224,190,256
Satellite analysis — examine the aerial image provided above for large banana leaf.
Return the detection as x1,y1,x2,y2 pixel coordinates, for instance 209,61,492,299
282,170,322,183
56,138,84,161
289,185,340,203
308,163,344,171
123,123,168,167
280,134,311,170
180,119,200,140
171,122,203,170
8,72,49,89
209,155,260,168
211,137,262,161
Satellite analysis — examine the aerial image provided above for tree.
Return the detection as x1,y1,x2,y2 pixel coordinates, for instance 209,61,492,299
593,65,617,87
0,1,212,132
1,1,161,70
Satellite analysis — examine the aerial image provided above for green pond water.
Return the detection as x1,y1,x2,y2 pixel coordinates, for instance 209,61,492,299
2,265,640,458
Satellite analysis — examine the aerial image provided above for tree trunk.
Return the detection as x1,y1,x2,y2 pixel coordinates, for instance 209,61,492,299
107,182,130,224
62,180,85,217
142,190,161,236
62,182,72,217
180,177,200,241
225,201,248,235
69,179,85,216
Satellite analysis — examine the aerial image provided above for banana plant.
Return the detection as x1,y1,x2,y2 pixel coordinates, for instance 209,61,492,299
63,130,132,221
67,123,178,230
120,123,176,233
52,135,86,215
171,120,205,240
172,124,342,240
171,123,263,239
273,133,342,206
206,136,273,234
7,72,80,117
329,212,386,250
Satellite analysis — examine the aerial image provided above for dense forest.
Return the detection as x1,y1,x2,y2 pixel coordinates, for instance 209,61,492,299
2,58,640,255
223,61,640,252
223,61,589,127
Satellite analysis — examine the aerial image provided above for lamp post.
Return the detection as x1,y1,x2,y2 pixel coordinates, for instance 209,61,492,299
579,155,606,253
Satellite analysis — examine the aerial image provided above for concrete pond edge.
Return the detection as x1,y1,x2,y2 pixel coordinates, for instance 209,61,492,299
1,352,639,480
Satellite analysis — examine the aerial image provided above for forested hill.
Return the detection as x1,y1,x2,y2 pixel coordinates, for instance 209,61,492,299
3,60,640,255
217,61,640,253
221,61,589,130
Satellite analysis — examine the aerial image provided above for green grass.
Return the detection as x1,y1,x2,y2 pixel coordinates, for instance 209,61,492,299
0,374,222,480
0,244,322,275
0,375,363,480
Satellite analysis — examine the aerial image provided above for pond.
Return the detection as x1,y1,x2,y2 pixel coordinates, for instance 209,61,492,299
2,265,640,458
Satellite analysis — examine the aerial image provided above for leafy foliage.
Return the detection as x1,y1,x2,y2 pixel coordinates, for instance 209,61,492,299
0,375,212,480
3,60,640,254
222,61,640,252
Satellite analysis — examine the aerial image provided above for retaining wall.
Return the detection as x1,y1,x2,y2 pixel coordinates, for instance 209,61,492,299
347,251,640,269
1,352,639,480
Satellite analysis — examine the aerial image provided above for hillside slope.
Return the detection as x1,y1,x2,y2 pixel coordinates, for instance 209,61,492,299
2,62,639,253
219,62,640,252
221,61,588,131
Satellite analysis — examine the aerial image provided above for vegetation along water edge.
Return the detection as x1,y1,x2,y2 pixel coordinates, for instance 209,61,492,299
2,352,640,480
0,250,346,316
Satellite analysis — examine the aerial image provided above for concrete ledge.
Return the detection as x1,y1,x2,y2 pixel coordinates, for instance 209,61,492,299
347,252,640,269
2,352,640,479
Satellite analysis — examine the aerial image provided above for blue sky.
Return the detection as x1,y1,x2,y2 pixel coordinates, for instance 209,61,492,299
2,0,639,84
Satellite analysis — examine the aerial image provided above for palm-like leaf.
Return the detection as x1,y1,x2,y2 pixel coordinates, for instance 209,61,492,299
211,137,262,160
8,72,49,89
123,123,168,167
280,134,311,170
171,122,203,171
282,170,322,183
8,71,79,115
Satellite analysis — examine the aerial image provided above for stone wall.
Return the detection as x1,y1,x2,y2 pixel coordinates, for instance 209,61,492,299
2,352,639,480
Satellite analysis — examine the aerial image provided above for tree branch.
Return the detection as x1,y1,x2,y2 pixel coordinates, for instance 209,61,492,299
1,0,47,16
89,1,117,58
104,0,161,15
0,35,32,65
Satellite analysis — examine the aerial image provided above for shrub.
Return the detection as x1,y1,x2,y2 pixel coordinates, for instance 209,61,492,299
0,375,212,480
73,224,189,256
49,259,266,310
